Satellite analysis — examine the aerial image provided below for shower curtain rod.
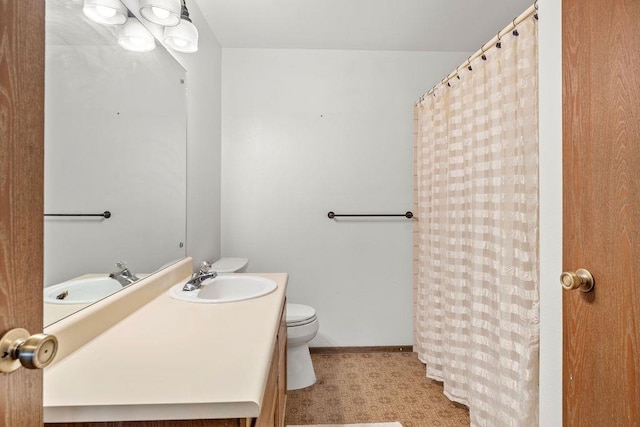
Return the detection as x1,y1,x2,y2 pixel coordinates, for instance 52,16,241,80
416,2,537,104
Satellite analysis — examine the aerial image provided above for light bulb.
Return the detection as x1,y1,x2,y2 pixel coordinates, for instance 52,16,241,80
151,6,171,19
130,37,147,47
139,0,181,26
95,5,117,18
173,39,188,47
83,0,127,25
164,18,198,53
118,18,156,52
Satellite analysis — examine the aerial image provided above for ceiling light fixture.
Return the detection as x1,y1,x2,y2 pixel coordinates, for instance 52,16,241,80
139,0,181,27
83,0,127,25
164,0,199,53
118,16,156,52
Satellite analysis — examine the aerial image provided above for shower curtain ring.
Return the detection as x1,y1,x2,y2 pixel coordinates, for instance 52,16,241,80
481,46,487,60
512,18,520,36
467,56,473,71
496,32,502,48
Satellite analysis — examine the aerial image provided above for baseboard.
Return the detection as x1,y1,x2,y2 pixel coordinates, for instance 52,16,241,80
310,345,413,354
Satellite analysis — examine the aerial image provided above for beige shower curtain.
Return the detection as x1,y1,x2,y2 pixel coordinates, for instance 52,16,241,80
413,16,539,426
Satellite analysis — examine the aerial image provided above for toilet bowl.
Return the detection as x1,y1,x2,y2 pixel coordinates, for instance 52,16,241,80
286,303,319,390
207,258,319,390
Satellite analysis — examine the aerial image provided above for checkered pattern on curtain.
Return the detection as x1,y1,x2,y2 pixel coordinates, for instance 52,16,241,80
413,16,539,426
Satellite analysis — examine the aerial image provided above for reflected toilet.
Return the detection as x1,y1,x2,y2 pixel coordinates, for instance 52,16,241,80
209,257,249,274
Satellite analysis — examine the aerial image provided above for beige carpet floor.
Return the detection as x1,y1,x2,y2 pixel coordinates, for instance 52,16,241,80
288,423,402,427
285,352,469,427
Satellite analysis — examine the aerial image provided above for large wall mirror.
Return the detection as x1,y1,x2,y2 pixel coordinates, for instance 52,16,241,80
44,0,187,326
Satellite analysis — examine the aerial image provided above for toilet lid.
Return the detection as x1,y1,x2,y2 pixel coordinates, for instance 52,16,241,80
286,304,316,325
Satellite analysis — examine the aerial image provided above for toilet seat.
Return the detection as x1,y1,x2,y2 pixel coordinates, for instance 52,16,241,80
287,315,317,327
286,304,316,327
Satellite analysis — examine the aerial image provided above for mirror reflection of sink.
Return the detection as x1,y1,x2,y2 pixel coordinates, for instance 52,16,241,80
44,277,124,305
169,275,277,303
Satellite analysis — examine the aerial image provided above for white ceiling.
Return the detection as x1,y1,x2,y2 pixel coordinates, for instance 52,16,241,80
194,0,534,52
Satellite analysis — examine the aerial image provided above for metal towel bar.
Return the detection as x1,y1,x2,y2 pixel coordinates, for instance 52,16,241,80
44,211,111,218
327,211,413,219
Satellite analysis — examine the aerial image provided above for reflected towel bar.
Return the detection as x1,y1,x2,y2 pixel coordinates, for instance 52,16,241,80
44,211,111,218
328,211,413,219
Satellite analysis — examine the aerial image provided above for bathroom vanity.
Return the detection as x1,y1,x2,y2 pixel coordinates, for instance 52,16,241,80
43,259,287,427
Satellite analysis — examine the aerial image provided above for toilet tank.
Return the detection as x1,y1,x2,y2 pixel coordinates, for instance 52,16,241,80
210,257,248,273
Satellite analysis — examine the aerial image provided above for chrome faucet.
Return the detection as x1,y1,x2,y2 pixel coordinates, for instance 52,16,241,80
182,261,217,291
109,261,140,287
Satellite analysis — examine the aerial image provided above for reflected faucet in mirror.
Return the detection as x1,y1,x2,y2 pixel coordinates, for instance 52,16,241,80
109,262,140,287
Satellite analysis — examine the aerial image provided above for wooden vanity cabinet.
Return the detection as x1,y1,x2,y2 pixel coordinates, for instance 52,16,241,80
255,301,287,427
47,304,287,427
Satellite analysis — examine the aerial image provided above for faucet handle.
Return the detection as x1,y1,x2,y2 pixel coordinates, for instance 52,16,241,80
115,261,128,271
199,261,212,274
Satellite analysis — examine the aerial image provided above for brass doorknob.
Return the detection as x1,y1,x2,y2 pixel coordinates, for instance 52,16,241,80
0,328,58,373
560,269,594,293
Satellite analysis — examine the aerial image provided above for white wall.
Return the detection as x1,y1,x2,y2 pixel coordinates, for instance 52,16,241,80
221,49,468,346
538,0,563,425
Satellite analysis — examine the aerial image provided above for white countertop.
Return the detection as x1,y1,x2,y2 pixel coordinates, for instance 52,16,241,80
43,272,288,423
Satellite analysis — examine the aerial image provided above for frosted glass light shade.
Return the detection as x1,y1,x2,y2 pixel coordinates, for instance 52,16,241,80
164,19,198,53
118,18,156,52
83,0,127,25
139,0,181,27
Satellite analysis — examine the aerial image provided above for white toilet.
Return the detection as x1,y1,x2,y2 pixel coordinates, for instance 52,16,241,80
207,257,319,391
286,303,319,390
209,257,249,274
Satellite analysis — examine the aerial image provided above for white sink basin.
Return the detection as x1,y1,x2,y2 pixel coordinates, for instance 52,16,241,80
44,277,123,305
169,275,277,303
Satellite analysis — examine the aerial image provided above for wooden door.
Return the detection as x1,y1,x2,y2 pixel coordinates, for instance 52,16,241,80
0,1,46,426
563,0,640,424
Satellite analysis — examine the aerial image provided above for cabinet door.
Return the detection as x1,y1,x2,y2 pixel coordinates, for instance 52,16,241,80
276,306,287,426
255,304,286,427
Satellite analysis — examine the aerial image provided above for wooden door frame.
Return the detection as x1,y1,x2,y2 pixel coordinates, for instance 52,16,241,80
537,0,564,425
0,0,46,425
